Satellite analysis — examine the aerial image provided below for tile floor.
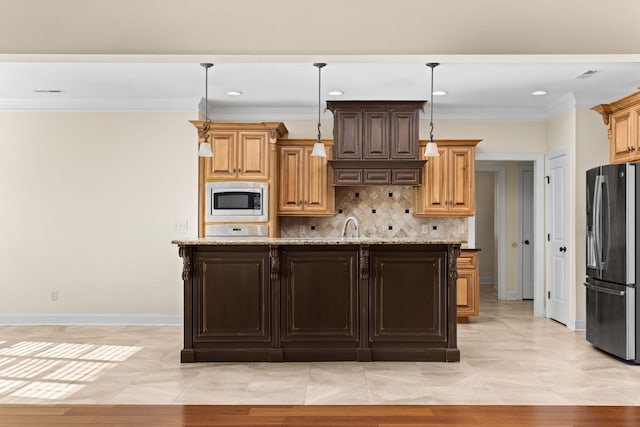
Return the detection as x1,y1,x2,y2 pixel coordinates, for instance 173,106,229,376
0,286,638,405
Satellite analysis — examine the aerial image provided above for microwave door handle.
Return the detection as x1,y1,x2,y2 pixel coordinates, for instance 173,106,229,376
593,175,603,271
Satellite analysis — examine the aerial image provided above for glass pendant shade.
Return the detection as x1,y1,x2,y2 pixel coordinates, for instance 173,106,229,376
424,141,440,157
310,139,327,157
198,140,213,157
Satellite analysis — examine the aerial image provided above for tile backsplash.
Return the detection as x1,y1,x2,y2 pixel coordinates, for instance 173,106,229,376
279,185,468,241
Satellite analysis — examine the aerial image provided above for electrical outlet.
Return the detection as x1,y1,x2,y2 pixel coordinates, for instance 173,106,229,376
50,290,58,301
421,224,430,234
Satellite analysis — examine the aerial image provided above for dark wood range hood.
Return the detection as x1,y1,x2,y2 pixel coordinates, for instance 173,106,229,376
327,100,427,186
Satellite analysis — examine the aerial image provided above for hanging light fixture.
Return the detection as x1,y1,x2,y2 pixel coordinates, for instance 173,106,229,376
424,63,440,157
197,63,214,157
310,62,327,157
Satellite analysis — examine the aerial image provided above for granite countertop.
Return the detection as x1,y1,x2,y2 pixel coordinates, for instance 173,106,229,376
172,237,466,246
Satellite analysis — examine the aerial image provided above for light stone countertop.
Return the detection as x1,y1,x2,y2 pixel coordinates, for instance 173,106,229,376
172,237,465,246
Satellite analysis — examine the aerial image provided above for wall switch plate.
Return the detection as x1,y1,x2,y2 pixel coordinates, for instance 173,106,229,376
174,220,188,232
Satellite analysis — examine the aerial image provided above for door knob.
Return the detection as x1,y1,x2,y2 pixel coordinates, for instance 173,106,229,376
524,240,530,245
559,246,567,252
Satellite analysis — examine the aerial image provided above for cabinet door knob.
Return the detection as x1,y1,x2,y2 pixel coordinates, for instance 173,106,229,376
299,200,302,205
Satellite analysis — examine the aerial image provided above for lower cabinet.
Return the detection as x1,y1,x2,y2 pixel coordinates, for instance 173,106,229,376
183,247,276,362
179,243,460,362
280,247,360,360
456,250,479,322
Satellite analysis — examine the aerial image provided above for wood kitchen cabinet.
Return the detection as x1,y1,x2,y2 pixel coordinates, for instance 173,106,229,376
206,131,269,180
414,139,481,217
191,121,288,181
327,101,426,185
191,247,272,350
369,249,447,345
456,249,479,323
191,121,288,238
277,140,335,216
592,90,640,164
176,241,460,362
280,247,360,358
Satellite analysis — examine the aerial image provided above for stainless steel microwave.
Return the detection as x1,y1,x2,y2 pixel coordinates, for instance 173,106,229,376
205,182,268,223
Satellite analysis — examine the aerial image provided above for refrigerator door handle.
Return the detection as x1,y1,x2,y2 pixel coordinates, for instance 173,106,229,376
584,282,625,297
593,175,604,271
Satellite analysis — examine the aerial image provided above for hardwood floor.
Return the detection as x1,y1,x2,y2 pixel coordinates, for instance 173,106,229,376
1,405,640,426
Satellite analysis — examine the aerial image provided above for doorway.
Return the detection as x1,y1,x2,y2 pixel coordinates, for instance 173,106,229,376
474,154,545,317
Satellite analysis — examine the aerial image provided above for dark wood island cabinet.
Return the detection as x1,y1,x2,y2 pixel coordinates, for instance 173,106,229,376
174,238,461,363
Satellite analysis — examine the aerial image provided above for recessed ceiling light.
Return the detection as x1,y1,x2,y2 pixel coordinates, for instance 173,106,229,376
432,91,447,96
328,91,344,96
531,90,548,96
226,90,242,96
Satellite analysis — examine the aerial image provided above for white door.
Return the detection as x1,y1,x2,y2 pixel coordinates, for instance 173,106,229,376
520,166,534,300
545,150,569,325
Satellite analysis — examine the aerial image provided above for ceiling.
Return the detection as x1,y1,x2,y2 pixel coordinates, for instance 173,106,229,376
1,59,639,121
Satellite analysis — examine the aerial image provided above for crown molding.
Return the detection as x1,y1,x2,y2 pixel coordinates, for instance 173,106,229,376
0,98,198,111
0,98,586,121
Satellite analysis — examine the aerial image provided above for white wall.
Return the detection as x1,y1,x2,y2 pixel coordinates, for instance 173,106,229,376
574,108,609,323
0,112,197,322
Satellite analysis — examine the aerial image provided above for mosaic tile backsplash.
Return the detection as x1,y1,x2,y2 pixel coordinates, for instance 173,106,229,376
280,185,468,241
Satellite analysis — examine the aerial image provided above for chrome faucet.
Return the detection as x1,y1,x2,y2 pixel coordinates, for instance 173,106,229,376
341,216,360,238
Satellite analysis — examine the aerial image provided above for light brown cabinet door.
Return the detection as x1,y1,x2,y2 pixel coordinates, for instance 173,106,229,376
205,132,237,180
278,146,304,213
631,107,640,158
237,131,269,180
456,251,479,321
417,147,449,214
277,144,335,216
611,110,633,164
303,146,333,213
448,147,474,215
414,143,476,217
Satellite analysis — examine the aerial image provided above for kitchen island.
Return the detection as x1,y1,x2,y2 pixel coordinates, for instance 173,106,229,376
173,238,461,363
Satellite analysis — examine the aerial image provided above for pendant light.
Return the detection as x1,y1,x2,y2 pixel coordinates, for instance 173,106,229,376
424,63,440,157
310,62,327,157
198,63,214,157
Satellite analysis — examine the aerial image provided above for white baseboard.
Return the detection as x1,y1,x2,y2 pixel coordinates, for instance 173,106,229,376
568,319,586,331
502,291,520,301
480,276,494,285
0,314,183,326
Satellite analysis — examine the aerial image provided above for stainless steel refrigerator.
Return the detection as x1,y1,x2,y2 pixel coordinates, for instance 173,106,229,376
585,163,638,362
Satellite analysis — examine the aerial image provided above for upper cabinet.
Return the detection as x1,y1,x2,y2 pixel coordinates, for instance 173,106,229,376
592,89,640,164
327,101,426,185
414,140,481,217
192,122,288,181
277,140,335,216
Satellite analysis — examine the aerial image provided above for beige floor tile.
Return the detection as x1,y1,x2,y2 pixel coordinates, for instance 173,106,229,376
0,286,635,405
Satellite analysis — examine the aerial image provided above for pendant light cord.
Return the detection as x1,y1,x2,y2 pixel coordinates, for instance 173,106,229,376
200,63,213,142
314,63,326,142
427,63,439,144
